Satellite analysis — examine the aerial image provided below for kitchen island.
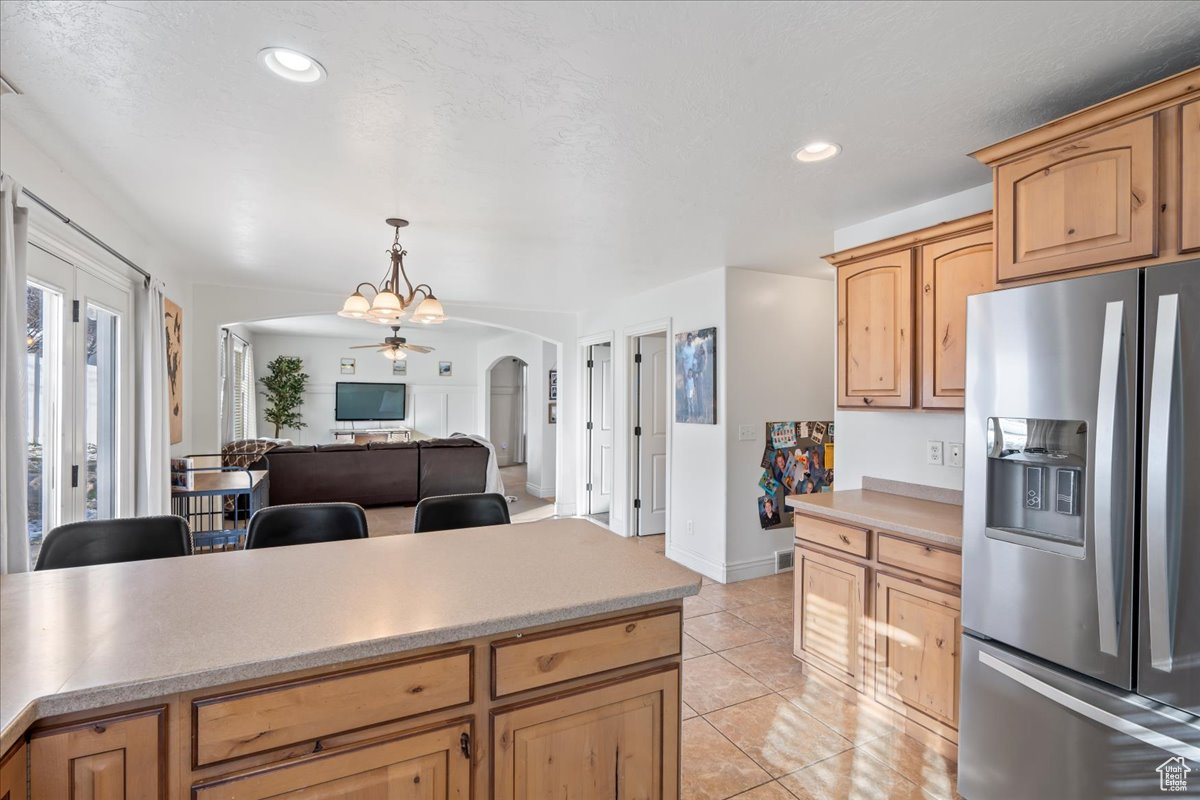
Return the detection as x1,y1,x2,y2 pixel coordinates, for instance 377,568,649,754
0,518,699,799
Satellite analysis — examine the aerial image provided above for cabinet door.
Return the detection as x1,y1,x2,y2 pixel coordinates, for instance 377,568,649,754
995,114,1157,281
920,230,994,408
492,667,679,800
874,573,961,740
838,250,915,408
1181,99,1200,253
30,707,164,800
193,721,471,800
0,740,26,800
794,546,868,691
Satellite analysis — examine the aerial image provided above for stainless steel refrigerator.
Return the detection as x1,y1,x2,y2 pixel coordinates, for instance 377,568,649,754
959,262,1200,799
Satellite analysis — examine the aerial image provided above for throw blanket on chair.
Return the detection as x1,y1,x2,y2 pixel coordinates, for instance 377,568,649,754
449,433,506,496
221,438,292,512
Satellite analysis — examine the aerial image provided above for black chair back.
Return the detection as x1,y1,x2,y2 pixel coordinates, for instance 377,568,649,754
246,503,369,549
413,493,511,533
35,516,193,571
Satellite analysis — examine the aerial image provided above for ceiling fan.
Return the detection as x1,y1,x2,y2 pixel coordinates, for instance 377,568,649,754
349,325,434,361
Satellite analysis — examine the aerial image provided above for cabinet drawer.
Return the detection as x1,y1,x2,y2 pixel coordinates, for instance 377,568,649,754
877,535,961,584
492,609,681,698
193,648,472,767
794,514,869,558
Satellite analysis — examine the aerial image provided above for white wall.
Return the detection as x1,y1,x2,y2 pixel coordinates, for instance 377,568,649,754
251,330,480,443
724,269,836,580
831,183,990,491
579,268,726,579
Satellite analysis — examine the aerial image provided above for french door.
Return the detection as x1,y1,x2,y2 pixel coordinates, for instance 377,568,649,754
25,242,133,557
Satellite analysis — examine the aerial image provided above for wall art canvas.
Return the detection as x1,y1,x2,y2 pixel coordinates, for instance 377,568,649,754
758,420,835,529
340,357,356,375
439,361,453,377
164,297,183,444
674,327,716,424
392,360,407,376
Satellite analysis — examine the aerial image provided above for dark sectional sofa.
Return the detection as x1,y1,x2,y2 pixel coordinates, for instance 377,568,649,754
260,438,488,507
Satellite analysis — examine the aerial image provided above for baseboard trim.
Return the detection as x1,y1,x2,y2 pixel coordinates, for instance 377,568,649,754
525,482,556,499
665,544,724,583
723,555,779,583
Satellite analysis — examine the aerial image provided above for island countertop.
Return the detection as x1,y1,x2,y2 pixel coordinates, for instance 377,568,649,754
785,489,963,548
0,517,699,753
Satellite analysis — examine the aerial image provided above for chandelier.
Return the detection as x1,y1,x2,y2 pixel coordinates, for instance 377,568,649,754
337,218,447,325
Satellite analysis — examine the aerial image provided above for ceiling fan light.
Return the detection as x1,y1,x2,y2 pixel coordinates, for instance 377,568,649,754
337,291,371,319
412,295,446,324
381,347,407,361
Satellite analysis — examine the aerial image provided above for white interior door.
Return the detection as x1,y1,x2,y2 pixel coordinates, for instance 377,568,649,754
588,343,613,514
636,334,668,535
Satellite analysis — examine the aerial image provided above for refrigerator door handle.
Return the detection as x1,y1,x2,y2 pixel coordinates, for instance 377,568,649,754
1093,300,1125,657
979,651,1200,761
1147,293,1181,672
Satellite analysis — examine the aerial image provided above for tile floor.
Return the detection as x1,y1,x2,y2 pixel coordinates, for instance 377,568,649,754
632,535,961,800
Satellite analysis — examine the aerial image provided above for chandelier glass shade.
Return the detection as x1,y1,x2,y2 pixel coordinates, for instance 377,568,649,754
338,219,447,326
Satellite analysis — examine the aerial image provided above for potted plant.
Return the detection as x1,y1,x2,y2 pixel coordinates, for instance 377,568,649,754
260,356,309,438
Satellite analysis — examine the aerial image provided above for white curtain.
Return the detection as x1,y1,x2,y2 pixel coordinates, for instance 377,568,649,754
134,278,171,515
242,339,257,439
0,176,31,573
219,329,235,444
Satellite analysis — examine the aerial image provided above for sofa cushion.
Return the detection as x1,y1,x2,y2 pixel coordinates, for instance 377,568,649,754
367,441,419,450
316,443,366,452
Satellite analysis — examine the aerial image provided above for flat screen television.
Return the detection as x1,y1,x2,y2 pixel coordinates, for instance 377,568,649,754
335,382,407,421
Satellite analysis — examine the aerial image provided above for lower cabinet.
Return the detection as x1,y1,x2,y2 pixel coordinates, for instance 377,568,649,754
874,574,962,740
0,741,26,800
794,547,867,691
492,666,680,800
29,707,165,800
193,720,472,800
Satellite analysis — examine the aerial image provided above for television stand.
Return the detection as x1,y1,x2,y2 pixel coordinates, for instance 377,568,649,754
331,427,412,445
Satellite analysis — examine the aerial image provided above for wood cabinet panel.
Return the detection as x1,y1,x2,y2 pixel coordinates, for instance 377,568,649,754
1182,99,1200,253
794,547,868,691
877,535,961,585
30,707,164,800
193,648,472,767
0,740,26,800
492,609,680,698
838,251,915,408
492,667,679,800
920,229,994,408
996,115,1157,280
193,720,471,800
794,514,869,558
874,574,961,741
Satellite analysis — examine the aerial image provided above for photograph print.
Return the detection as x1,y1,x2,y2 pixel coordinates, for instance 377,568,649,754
675,327,716,424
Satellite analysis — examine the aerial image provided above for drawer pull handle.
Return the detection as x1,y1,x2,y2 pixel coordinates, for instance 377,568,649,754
839,535,850,545
93,725,106,734
460,732,472,759
313,740,323,753
625,623,638,633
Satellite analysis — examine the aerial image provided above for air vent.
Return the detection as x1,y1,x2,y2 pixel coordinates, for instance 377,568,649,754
774,549,794,573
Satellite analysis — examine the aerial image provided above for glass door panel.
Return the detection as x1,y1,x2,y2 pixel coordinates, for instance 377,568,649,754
84,303,119,520
25,281,63,560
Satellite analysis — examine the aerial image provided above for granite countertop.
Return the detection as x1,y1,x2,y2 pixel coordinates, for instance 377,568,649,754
0,518,699,753
785,489,963,548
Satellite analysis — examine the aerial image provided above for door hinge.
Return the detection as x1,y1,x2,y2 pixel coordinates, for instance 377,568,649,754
586,421,594,430
634,426,642,437
72,300,80,322
634,353,642,363
633,498,641,509
71,465,79,488
586,482,593,492
587,359,594,368
460,732,471,759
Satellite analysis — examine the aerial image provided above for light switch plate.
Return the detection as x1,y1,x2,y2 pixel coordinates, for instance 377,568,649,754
927,440,944,466
738,425,756,441
948,442,964,468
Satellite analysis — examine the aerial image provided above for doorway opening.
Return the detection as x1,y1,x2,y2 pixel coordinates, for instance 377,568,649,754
487,357,527,467
630,332,668,536
584,341,613,524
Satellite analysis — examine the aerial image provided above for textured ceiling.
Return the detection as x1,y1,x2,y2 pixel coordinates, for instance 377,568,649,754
2,1,1199,311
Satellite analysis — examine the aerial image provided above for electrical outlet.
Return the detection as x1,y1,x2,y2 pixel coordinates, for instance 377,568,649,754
927,440,944,466
948,442,964,468
738,424,756,441
686,520,695,536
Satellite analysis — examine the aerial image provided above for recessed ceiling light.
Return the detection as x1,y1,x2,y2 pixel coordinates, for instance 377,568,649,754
793,141,841,163
258,47,326,83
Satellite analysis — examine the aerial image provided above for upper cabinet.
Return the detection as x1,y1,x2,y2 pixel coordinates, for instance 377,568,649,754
973,66,1200,283
837,251,915,408
826,212,992,411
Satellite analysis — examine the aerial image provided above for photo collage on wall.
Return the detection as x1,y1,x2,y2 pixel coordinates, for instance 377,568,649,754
757,420,834,529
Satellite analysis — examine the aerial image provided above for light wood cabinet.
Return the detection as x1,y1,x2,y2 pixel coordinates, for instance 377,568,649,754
492,666,679,800
920,229,994,408
193,720,472,800
874,574,962,741
1182,99,1200,253
794,546,867,691
994,115,1158,281
29,707,164,800
837,251,915,408
0,741,26,800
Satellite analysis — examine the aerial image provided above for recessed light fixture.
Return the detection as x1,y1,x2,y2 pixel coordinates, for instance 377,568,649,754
793,141,841,163
258,47,326,83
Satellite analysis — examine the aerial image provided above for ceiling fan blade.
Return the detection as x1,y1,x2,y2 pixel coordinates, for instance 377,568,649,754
404,345,435,353
349,344,385,349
